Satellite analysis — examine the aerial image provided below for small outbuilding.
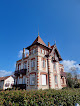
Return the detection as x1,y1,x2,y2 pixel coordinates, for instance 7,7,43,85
0,76,14,90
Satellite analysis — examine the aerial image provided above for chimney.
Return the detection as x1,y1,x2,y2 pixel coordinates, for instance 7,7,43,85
22,48,25,58
48,42,50,48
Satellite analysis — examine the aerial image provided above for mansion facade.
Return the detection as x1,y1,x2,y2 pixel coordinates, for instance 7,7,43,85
14,35,66,90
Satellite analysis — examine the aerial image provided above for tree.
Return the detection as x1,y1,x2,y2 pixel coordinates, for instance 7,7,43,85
66,73,74,88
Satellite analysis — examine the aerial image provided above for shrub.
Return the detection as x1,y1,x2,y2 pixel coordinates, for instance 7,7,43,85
0,89,80,106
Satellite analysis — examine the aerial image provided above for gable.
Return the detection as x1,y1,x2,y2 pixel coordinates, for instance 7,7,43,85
50,45,62,61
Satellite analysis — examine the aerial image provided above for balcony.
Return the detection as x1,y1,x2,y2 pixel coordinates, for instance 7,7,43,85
19,69,27,75
60,71,66,77
14,70,20,76
13,84,26,89
14,69,27,76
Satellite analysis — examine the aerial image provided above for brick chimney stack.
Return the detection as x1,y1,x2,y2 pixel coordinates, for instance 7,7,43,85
22,48,25,58
48,42,50,48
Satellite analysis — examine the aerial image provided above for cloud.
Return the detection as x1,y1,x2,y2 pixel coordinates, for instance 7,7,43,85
61,60,80,73
18,50,29,58
0,70,13,77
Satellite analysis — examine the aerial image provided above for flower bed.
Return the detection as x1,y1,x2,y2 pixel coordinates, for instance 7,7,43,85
0,88,80,106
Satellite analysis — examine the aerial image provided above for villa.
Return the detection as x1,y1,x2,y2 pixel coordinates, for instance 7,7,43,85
14,35,66,90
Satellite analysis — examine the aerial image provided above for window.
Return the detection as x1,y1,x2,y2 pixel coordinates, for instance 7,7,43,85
19,64,21,70
54,63,56,70
42,49,44,54
24,62,27,69
19,78,22,84
5,83,10,87
42,75,46,85
23,76,26,84
40,48,41,53
31,60,35,67
33,49,36,54
30,74,35,85
43,60,45,68
45,50,46,55
55,75,57,84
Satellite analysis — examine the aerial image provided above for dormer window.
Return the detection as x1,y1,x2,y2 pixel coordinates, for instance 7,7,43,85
42,49,44,54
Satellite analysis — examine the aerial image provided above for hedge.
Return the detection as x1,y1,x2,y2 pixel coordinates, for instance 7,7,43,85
0,88,80,106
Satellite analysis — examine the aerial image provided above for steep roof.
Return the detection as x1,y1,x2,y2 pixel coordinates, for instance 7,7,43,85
26,35,51,50
0,76,10,81
47,44,62,61
32,35,46,46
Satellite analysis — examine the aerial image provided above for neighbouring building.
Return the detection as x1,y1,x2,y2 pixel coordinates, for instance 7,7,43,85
0,76,14,90
14,35,66,90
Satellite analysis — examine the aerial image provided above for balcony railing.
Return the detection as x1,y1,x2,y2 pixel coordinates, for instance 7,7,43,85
14,69,27,76
14,70,20,76
13,84,26,89
20,69,27,75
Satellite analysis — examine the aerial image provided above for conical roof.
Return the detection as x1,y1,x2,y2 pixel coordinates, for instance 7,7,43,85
32,35,46,46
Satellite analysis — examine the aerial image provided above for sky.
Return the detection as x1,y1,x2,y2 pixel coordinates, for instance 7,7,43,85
0,0,80,77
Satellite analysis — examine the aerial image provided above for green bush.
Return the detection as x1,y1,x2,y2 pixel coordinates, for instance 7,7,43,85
0,89,80,106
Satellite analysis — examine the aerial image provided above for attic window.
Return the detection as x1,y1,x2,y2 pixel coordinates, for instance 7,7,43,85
42,49,44,54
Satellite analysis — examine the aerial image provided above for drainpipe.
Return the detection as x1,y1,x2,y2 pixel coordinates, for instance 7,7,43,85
47,56,50,89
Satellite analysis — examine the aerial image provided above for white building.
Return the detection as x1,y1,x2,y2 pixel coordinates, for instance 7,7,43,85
14,35,66,90
0,76,14,90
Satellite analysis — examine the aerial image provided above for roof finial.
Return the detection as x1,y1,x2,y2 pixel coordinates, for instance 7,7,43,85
38,25,39,36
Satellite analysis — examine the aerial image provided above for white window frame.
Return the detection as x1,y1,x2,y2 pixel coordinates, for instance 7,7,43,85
42,49,44,54
42,74,46,85
30,74,35,85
